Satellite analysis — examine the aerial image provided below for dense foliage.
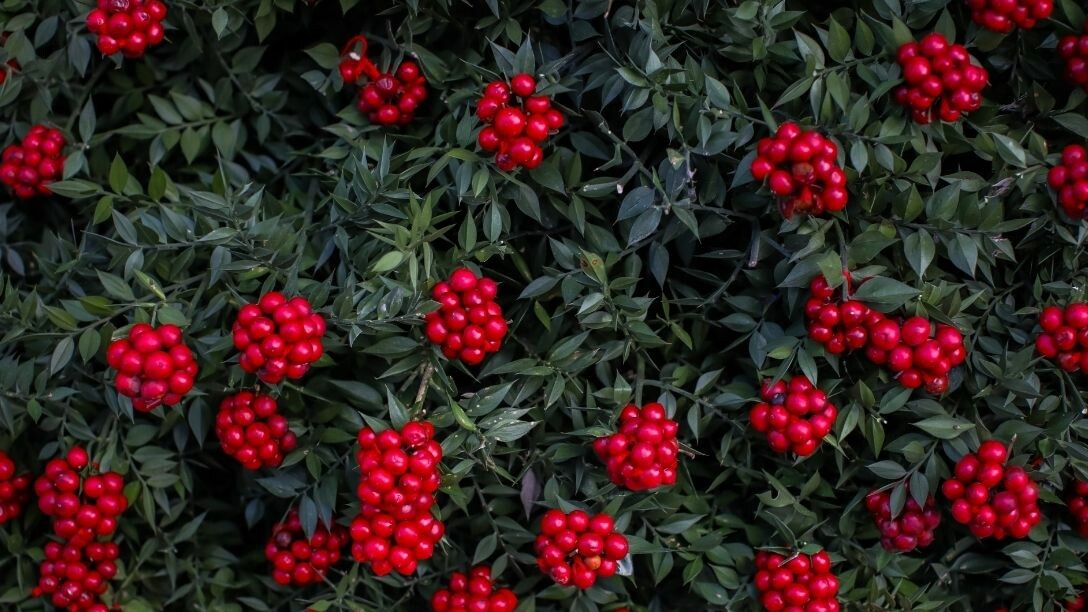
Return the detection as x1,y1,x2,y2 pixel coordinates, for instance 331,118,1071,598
5,0,1088,609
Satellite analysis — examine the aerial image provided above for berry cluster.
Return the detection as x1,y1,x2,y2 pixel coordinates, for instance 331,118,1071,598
233,292,326,384
215,392,297,470
356,62,427,126
749,376,837,457
1047,145,1088,220
805,276,967,394
0,450,30,525
966,0,1052,32
866,316,966,394
86,0,167,58
592,402,679,491
476,73,565,171
265,509,347,586
804,276,870,355
339,35,428,126
1059,22,1088,91
106,323,198,412
749,122,847,218
1,124,66,200
534,509,628,589
894,33,987,124
941,440,1041,540
1035,304,1088,372
425,268,507,365
864,488,941,552
349,422,445,576
32,447,126,612
430,566,518,612
1067,594,1088,611
753,550,840,612
1067,479,1088,537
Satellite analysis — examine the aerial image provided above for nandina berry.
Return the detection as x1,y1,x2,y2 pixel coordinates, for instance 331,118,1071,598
1035,302,1088,372
1069,480,1088,537
425,269,507,365
751,123,846,218
106,323,198,412
350,422,445,575
753,550,839,611
1060,23,1088,92
232,292,326,384
33,446,126,612
431,565,518,612
804,274,966,392
865,488,941,551
966,0,1052,33
85,0,167,58
593,402,679,490
0,451,31,525
265,509,347,586
356,63,428,126
476,74,561,171
894,34,987,124
750,375,837,456
534,509,627,589
216,392,298,470
942,440,1040,540
0,125,66,200
1049,146,1088,221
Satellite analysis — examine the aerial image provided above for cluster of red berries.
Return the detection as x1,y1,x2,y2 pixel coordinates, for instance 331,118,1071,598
1067,594,1088,611
338,35,428,126
806,276,967,394
1035,303,1088,372
0,450,30,524
966,0,1052,33
106,323,198,412
430,566,518,612
1067,479,1088,537
534,509,629,589
894,33,987,124
1,124,66,200
864,488,941,552
215,392,298,470
424,268,508,365
349,422,445,576
264,509,347,586
753,550,840,612
749,376,837,457
86,0,167,58
941,440,1041,540
1047,145,1088,220
1059,22,1088,92
232,292,326,384
592,402,679,491
32,447,126,612
476,73,565,171
749,122,847,218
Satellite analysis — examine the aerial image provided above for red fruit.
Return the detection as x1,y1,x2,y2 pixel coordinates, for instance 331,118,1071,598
977,440,1008,464
510,73,537,97
595,403,680,491
900,317,931,346
493,108,526,138
234,293,324,383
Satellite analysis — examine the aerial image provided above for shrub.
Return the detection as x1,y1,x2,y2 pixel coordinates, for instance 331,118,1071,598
2,0,1088,610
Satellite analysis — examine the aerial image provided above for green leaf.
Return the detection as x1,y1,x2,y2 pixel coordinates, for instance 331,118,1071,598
50,337,74,375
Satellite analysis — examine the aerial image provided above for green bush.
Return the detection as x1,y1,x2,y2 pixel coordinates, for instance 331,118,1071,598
3,0,1088,610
